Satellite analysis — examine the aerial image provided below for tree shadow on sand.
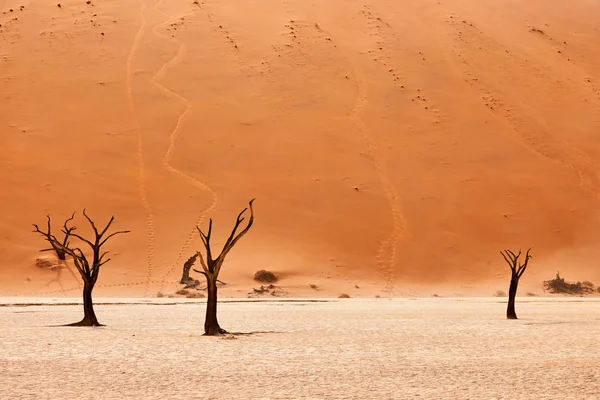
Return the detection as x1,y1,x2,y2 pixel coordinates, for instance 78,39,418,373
207,330,281,338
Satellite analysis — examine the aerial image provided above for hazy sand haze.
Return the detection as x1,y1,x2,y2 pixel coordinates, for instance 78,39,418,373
2,0,600,297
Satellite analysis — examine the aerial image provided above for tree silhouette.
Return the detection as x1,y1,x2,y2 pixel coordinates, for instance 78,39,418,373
192,199,255,335
500,248,532,319
33,210,129,326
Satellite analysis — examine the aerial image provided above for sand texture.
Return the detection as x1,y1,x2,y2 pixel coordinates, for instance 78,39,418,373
2,0,600,296
1,298,599,399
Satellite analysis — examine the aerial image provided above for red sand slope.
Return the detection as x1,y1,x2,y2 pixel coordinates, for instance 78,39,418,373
2,0,600,297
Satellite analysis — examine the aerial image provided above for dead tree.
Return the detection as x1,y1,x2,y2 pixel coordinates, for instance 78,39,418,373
180,253,198,284
193,199,255,335
500,248,532,319
33,210,129,326
33,213,77,262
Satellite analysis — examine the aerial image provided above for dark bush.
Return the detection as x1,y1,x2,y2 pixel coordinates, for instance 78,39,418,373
543,272,595,294
254,270,277,283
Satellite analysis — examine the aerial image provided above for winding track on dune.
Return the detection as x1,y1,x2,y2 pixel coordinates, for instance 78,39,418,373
346,65,408,294
125,0,157,295
148,0,218,294
283,0,409,293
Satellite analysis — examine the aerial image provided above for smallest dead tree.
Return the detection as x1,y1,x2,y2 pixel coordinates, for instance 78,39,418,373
500,248,532,320
193,199,255,335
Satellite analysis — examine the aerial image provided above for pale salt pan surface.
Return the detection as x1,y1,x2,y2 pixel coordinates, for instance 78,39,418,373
1,298,599,399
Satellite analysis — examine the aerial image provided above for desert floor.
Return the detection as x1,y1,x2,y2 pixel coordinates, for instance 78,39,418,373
1,297,599,399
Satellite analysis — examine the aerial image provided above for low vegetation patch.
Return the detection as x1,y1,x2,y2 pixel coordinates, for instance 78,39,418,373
175,289,189,296
35,258,56,270
248,284,286,297
254,269,278,283
338,293,351,299
494,290,506,297
543,272,595,295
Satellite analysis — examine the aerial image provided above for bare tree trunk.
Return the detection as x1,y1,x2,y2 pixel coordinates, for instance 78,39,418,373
68,280,102,326
507,274,519,320
180,254,197,284
204,275,226,335
180,266,191,284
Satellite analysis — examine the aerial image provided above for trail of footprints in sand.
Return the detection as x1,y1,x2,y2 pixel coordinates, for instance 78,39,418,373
276,1,397,291
149,0,219,293
0,6,22,43
281,1,410,293
16,279,183,297
124,0,158,298
446,16,600,198
353,5,414,293
155,1,263,292
360,5,442,125
527,26,600,104
8,1,252,297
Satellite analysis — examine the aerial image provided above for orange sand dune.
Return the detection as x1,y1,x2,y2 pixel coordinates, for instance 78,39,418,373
2,0,600,297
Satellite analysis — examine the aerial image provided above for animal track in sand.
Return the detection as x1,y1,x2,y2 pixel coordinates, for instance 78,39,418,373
278,0,410,293
149,0,218,293
13,279,183,297
360,6,401,83
347,65,408,294
125,0,157,298
214,22,240,51
359,5,444,126
447,17,600,198
191,4,254,75
301,12,408,294
525,26,600,103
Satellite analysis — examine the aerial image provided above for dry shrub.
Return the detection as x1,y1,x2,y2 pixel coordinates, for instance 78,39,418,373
338,293,351,298
186,291,205,299
156,292,164,298
309,284,318,290
35,258,55,269
248,284,286,298
254,270,277,283
175,289,189,296
526,292,537,297
543,272,595,295
494,290,506,297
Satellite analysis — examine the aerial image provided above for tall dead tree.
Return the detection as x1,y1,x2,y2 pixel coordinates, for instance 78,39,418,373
33,213,77,262
33,210,129,326
192,198,255,335
500,248,532,319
